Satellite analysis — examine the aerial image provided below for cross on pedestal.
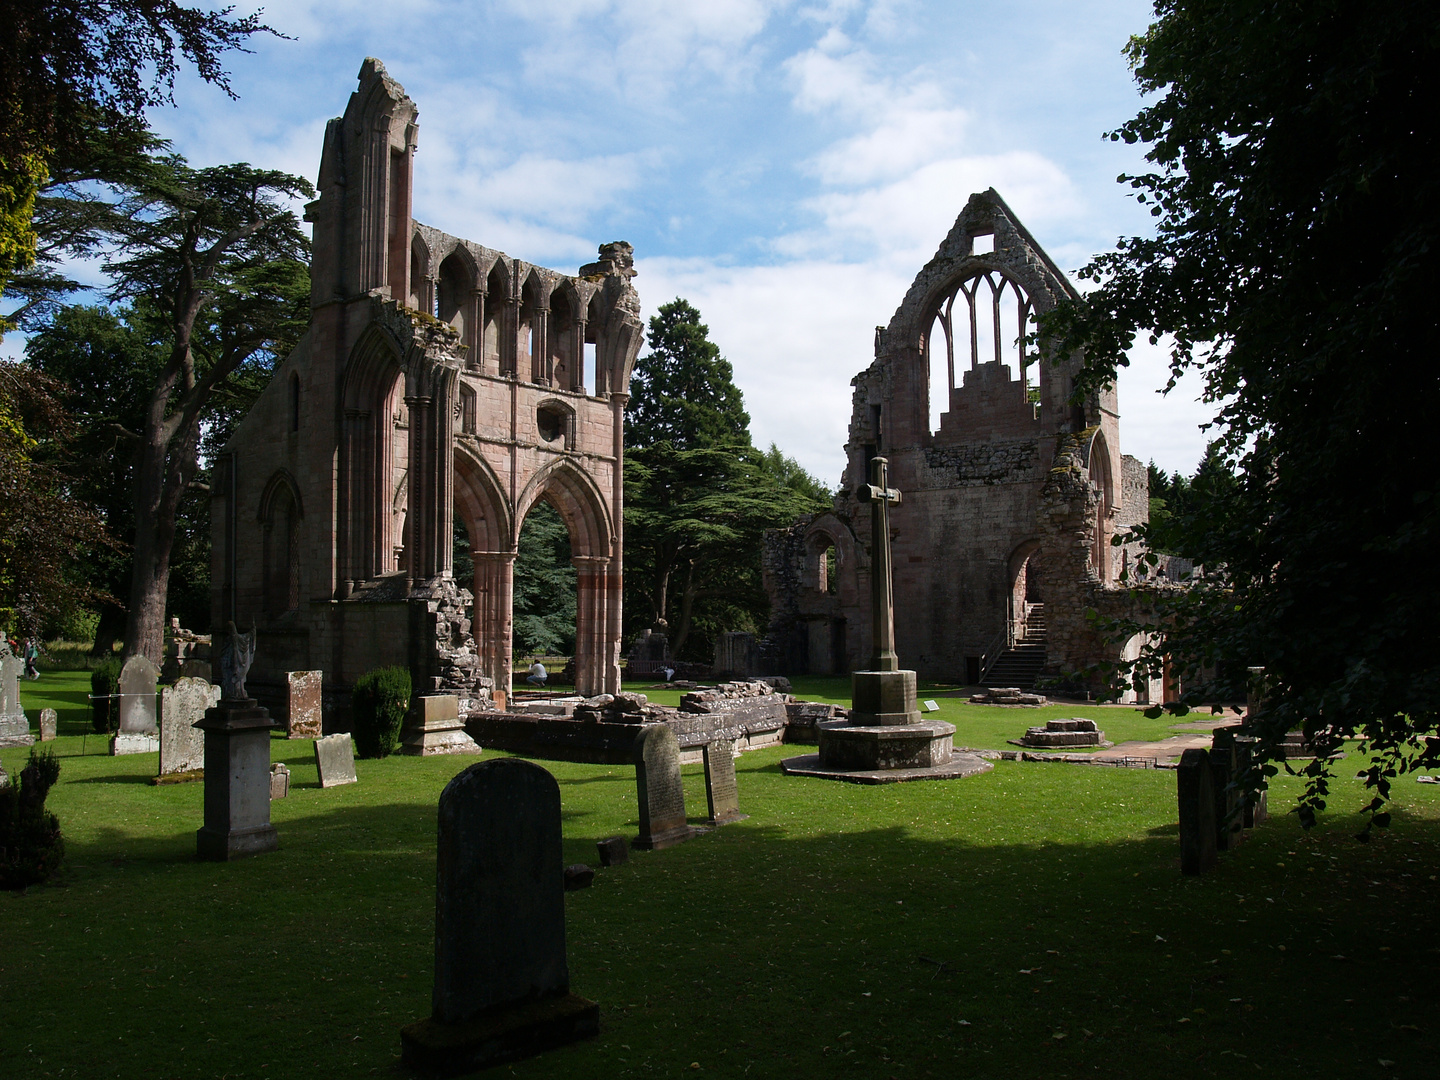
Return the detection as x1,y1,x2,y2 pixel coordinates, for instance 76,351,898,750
857,456,902,673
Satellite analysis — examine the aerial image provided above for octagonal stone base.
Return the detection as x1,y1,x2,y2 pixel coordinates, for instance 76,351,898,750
817,718,956,771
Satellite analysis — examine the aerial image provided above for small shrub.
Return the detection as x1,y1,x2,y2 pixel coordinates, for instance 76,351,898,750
91,657,122,732
351,666,411,758
0,747,65,890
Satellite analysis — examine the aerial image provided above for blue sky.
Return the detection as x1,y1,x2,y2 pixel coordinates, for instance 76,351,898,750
26,0,1216,483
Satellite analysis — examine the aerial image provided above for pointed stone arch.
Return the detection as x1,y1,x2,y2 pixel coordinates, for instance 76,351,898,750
338,321,407,589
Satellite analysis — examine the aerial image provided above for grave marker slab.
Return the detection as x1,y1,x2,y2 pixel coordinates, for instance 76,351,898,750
286,671,323,739
1178,748,1218,875
632,724,694,850
400,758,598,1073
0,646,33,747
159,678,219,776
596,836,628,867
112,654,161,754
702,739,747,826
315,733,358,788
38,708,57,742
270,762,290,800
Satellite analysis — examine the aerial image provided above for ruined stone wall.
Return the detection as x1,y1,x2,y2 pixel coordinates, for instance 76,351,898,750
763,189,1155,689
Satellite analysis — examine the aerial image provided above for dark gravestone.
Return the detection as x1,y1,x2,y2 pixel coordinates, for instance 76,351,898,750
596,836,628,867
702,739,747,826
1209,730,1243,851
1178,748,1218,875
1233,735,1269,828
632,724,694,851
195,697,279,860
400,758,598,1074
564,864,595,890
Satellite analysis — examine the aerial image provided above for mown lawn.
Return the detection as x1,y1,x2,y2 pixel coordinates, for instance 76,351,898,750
1,670,1435,1079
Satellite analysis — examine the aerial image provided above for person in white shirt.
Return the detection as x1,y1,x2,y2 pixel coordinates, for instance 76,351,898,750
527,661,548,687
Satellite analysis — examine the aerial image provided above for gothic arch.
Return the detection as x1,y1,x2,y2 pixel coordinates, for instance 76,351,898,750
259,469,303,620
338,323,407,585
514,457,613,558
452,443,512,554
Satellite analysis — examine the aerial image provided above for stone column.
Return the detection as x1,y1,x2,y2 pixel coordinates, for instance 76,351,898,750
572,556,608,697
532,305,550,384
605,392,627,694
473,552,515,710
405,366,457,583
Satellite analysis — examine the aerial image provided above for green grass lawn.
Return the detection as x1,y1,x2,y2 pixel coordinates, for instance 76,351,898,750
2,670,1436,1079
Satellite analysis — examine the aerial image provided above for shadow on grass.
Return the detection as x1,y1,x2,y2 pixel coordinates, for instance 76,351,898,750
69,773,156,785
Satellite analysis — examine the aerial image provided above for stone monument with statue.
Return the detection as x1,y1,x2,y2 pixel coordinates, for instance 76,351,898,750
782,458,992,783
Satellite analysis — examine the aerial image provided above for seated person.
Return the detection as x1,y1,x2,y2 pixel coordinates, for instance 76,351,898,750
526,661,548,687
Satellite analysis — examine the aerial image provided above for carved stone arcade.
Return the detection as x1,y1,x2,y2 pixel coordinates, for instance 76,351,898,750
212,59,644,724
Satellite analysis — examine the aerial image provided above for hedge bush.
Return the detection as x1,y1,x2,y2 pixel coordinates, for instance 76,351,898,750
351,666,411,758
0,747,65,890
91,657,122,733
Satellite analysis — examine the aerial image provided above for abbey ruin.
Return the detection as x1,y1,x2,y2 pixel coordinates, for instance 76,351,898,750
763,190,1158,700
211,60,643,720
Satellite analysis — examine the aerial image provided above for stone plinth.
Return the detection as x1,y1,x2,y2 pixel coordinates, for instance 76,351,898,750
1012,717,1108,749
0,714,34,748
849,669,922,726
402,694,481,756
818,719,957,771
195,699,279,861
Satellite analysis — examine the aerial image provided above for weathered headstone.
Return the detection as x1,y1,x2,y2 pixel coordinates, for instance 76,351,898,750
315,733,358,788
270,762,290,800
596,836,628,867
286,670,323,739
38,708,57,742
400,758,598,1074
564,864,595,890
112,654,160,755
632,724,694,851
1178,748,1218,875
1209,729,1244,851
702,739,746,826
159,677,219,776
0,644,34,748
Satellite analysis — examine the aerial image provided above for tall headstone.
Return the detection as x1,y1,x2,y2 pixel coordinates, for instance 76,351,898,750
702,739,746,826
112,654,160,755
286,671,323,739
632,724,694,851
315,733,358,788
196,623,279,860
1209,728,1244,851
400,758,599,1073
1178,747,1218,875
0,643,34,748
159,677,219,776
38,708,57,742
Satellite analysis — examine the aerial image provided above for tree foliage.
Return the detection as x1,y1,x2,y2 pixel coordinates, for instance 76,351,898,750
624,299,829,660
0,2,277,325
0,361,115,636
512,501,576,658
1043,0,1440,825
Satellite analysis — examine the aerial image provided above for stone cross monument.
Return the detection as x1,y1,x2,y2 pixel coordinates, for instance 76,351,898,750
849,458,921,727
857,456,902,673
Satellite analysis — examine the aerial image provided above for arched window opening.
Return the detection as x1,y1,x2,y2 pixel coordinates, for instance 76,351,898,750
1090,443,1115,583
550,290,573,390
263,480,301,620
459,383,477,435
805,532,841,596
408,236,427,311
925,269,1039,435
437,253,472,340
484,263,508,374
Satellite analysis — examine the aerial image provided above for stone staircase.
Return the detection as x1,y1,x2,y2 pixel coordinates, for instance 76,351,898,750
980,604,1048,690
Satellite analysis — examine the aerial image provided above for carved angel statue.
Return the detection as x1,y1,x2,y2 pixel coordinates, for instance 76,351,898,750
217,621,257,701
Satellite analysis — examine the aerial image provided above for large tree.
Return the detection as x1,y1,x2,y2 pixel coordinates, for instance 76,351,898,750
1044,0,1440,825
625,299,828,660
96,154,311,663
0,1,277,327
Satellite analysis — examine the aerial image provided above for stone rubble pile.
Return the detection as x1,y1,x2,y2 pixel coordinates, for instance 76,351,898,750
969,686,1047,706
1012,717,1109,749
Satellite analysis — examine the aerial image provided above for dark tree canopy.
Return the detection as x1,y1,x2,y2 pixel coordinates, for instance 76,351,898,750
626,298,750,451
512,501,577,658
1044,0,1440,824
623,299,827,660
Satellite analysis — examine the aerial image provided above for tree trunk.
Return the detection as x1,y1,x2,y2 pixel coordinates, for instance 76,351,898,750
670,560,698,658
121,353,204,664
90,604,125,658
